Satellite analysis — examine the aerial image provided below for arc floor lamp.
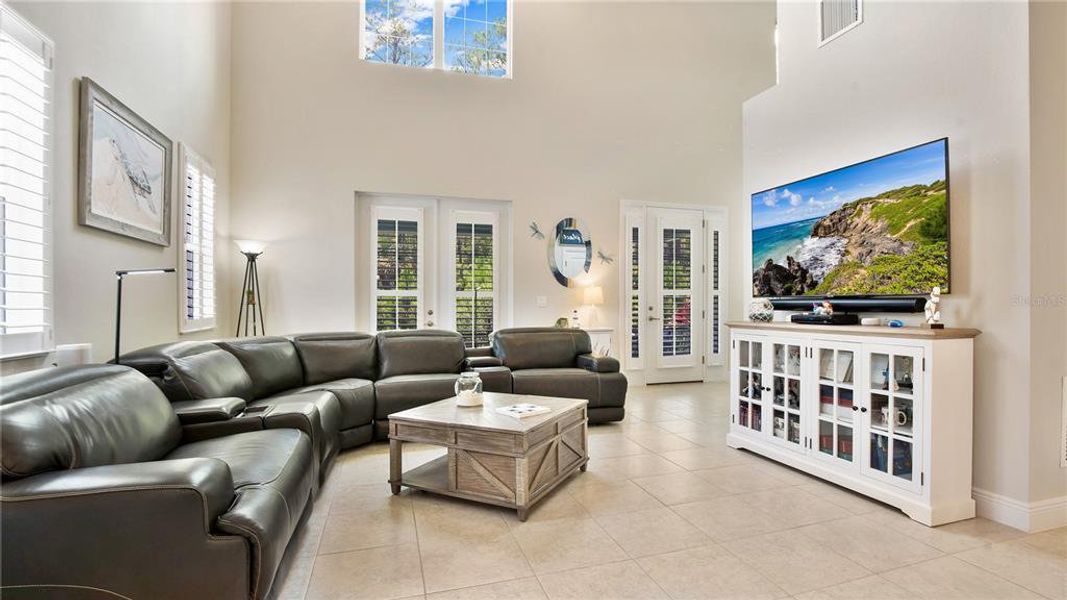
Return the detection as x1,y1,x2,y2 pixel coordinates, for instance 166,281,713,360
235,240,266,336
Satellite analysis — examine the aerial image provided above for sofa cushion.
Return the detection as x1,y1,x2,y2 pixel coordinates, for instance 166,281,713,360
291,332,377,384
120,340,254,402
168,429,311,494
216,337,304,399
377,330,465,379
510,368,599,405
374,373,460,419
491,328,593,370
281,378,374,430
0,365,182,479
250,390,343,473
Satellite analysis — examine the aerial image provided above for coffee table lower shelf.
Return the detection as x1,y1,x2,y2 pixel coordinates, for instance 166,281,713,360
392,450,588,520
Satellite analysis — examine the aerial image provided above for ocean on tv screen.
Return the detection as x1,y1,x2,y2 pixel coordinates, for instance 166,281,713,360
751,139,949,297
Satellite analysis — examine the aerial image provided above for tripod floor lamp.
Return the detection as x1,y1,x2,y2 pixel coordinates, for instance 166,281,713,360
114,268,176,364
235,240,266,336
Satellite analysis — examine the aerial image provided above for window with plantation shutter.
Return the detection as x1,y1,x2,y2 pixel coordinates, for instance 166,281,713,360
0,6,52,357
707,218,725,366
661,228,692,357
630,225,640,359
375,214,420,331
179,145,215,332
454,219,494,348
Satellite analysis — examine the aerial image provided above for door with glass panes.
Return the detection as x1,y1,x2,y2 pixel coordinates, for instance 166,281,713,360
767,339,806,452
811,341,860,468
647,208,705,384
732,335,767,434
367,199,507,348
861,345,923,492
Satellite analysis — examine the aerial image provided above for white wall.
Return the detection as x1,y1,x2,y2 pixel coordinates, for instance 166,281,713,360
3,1,233,372
229,0,775,349
1027,0,1067,508
741,0,1061,522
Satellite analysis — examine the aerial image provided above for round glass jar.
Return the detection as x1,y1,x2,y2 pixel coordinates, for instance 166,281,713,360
454,371,484,407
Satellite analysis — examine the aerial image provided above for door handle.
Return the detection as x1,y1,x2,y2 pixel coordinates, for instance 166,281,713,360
648,316,661,321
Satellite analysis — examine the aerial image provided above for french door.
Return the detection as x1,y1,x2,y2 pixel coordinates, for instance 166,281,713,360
624,204,726,384
364,196,510,347
647,208,705,383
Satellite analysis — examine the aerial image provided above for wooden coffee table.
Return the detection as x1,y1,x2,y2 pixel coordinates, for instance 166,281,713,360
388,392,589,521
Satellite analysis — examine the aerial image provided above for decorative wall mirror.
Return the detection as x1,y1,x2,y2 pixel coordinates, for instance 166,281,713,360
548,217,592,287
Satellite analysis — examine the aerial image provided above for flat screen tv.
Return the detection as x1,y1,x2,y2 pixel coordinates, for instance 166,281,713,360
751,138,949,298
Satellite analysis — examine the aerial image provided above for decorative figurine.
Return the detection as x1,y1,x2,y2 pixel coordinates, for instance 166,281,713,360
596,249,615,265
924,286,944,328
812,300,833,316
748,298,774,322
529,222,545,240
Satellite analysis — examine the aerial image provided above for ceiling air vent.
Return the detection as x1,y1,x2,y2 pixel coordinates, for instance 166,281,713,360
819,0,862,46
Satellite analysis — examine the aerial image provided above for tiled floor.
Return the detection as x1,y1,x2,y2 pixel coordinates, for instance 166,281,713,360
274,382,1067,600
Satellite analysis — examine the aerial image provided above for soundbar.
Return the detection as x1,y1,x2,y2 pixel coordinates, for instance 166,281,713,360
790,313,860,325
769,296,926,313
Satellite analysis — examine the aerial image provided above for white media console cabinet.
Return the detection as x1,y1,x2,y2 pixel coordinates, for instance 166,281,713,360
726,321,981,526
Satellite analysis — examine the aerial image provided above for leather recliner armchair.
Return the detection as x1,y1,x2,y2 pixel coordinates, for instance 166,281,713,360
490,327,626,423
0,364,316,600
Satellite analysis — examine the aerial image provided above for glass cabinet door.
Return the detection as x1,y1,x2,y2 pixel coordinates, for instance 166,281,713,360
863,347,922,490
813,343,859,467
770,341,804,451
734,337,765,433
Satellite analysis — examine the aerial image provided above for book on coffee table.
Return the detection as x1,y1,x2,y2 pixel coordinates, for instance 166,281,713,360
496,403,552,419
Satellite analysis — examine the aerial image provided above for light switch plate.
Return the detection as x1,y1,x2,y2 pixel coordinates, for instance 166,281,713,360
536,296,547,308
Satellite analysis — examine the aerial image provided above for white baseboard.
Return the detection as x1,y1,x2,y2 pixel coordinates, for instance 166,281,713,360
973,487,1067,532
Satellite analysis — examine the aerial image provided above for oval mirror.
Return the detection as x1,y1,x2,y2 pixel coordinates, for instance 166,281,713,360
548,217,591,287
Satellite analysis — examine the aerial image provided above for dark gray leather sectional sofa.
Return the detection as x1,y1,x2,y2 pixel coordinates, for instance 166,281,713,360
1,365,315,600
0,327,625,599
121,328,626,450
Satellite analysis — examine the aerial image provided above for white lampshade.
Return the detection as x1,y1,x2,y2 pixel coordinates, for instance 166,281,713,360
234,239,267,255
583,286,604,306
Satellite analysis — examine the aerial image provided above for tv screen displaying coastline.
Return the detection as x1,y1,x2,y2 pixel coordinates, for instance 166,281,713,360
751,138,949,298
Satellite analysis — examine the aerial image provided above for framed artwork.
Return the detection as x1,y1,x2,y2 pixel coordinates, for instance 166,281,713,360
78,77,172,245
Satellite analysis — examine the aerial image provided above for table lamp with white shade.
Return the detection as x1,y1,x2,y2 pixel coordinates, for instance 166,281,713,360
582,285,604,328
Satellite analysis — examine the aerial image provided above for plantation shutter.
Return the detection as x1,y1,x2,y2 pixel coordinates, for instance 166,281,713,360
708,222,724,366
661,228,692,357
179,146,216,332
454,220,494,348
0,6,52,356
376,217,420,331
630,225,640,359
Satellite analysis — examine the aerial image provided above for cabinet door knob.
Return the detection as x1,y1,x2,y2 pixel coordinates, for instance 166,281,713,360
860,407,868,413
852,406,859,411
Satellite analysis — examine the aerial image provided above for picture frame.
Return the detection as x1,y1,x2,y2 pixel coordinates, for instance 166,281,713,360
78,77,172,246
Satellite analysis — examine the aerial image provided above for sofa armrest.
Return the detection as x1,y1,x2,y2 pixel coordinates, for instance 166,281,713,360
471,365,513,393
0,458,235,524
171,397,247,425
464,355,503,369
577,353,620,373
0,459,250,599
